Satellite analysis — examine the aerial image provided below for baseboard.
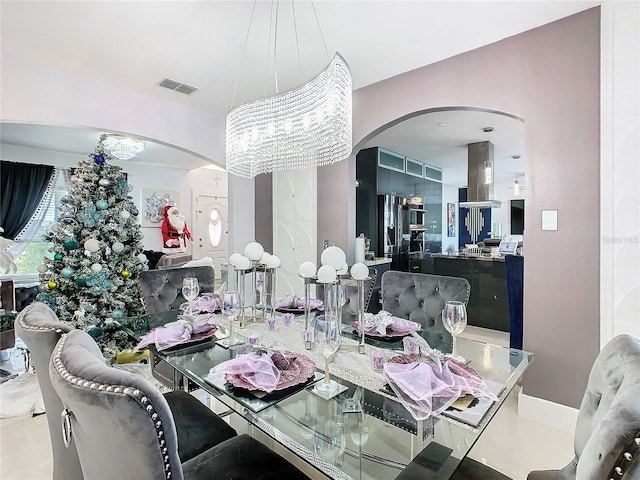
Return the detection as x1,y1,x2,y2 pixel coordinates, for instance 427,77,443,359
518,391,579,433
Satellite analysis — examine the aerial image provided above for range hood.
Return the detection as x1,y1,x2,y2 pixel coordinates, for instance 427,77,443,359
459,140,502,209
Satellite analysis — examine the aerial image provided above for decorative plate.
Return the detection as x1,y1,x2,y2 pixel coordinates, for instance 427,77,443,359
225,351,316,392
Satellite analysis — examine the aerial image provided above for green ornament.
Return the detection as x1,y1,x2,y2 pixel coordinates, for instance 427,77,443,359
54,253,64,261
63,238,80,250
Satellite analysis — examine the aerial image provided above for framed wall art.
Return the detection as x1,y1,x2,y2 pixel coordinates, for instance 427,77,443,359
447,203,456,237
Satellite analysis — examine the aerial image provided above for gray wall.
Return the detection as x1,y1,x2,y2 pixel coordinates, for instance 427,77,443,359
344,8,601,408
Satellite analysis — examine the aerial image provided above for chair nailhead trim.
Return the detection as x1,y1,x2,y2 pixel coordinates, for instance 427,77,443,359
636,438,640,446
51,334,174,480
615,466,623,475
624,452,632,461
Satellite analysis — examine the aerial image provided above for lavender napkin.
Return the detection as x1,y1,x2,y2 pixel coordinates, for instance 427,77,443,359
212,353,281,393
134,315,216,351
181,295,219,313
383,357,498,420
274,297,323,310
355,310,421,336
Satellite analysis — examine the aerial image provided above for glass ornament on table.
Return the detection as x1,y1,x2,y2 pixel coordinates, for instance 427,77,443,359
442,300,468,362
312,314,342,397
181,277,199,317
218,291,244,347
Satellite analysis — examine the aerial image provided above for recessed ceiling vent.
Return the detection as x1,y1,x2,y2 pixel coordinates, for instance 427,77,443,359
158,78,198,95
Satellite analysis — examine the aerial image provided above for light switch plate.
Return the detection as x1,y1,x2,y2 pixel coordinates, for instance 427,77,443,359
541,210,558,231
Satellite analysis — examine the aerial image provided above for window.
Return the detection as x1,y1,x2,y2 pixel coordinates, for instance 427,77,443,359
12,172,68,277
208,208,223,248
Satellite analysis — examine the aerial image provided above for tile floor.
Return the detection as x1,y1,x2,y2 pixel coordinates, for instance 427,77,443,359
0,326,575,480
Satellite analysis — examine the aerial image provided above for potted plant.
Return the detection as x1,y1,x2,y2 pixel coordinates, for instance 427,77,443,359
0,312,16,351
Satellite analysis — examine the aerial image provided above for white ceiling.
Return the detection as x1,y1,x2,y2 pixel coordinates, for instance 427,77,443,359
0,0,600,182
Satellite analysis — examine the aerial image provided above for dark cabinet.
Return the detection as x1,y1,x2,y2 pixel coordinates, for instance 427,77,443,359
356,147,443,272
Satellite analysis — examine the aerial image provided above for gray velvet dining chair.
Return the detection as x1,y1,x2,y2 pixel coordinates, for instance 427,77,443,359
138,265,216,390
49,329,310,480
528,334,640,480
14,302,83,480
14,302,237,479
380,271,471,354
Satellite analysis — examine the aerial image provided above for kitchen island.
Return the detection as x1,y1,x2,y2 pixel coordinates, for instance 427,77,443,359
432,253,514,332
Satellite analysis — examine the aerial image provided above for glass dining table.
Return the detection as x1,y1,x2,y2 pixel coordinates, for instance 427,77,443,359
122,309,533,480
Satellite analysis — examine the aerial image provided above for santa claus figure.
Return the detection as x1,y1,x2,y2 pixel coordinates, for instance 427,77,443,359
161,206,192,253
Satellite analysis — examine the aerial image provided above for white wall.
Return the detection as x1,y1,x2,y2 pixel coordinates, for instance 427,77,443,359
600,1,640,343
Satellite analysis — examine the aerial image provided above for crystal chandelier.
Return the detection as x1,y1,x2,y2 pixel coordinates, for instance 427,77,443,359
102,134,145,160
225,2,352,179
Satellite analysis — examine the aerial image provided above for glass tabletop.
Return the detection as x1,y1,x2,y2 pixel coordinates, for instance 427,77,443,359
121,310,533,480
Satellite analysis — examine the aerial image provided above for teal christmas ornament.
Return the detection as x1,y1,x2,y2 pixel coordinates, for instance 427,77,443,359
96,199,109,210
61,267,75,278
88,326,104,340
111,309,123,320
54,252,64,261
75,276,87,287
63,239,80,250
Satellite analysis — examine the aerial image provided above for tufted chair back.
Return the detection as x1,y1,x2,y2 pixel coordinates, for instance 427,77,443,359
381,272,470,354
50,329,186,480
138,266,215,314
528,334,640,480
14,303,84,480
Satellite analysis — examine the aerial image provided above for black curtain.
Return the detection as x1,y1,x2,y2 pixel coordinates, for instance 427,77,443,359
0,160,55,239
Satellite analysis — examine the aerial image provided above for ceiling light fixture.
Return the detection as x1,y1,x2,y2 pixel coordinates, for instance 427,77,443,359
225,1,352,179
482,127,494,185
102,134,145,160
511,155,524,195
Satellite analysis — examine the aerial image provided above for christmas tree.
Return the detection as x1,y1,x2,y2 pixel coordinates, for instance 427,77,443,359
37,134,148,358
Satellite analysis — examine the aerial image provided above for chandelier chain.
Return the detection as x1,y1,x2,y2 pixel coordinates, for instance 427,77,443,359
291,0,301,72
230,0,258,110
311,0,330,60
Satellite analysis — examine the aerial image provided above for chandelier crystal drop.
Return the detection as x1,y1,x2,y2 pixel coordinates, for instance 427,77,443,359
102,135,145,161
225,53,353,179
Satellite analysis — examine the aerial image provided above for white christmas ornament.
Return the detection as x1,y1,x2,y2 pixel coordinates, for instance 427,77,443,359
317,265,337,284
321,246,346,270
120,210,130,219
350,263,369,280
91,263,103,273
37,264,49,274
266,255,280,269
112,242,125,253
337,263,349,275
244,242,264,261
70,175,79,183
50,223,61,233
298,261,317,278
84,239,100,252
137,253,147,263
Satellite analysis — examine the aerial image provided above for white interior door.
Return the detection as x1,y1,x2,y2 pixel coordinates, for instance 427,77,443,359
192,191,228,281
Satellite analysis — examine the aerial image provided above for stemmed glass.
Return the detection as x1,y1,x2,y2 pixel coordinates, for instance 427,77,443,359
313,314,342,396
314,418,345,467
181,277,200,317
219,291,243,347
442,300,468,362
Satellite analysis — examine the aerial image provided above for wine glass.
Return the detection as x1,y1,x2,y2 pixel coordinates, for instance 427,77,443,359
219,291,243,347
442,300,468,362
181,277,199,317
313,314,342,396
